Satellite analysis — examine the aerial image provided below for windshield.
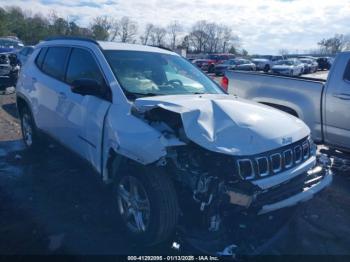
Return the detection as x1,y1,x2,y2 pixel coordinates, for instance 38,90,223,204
104,50,223,98
275,60,294,66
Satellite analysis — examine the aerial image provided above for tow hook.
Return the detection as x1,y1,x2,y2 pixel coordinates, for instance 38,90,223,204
318,153,331,167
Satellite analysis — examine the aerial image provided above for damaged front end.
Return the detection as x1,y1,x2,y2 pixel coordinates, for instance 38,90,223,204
131,95,333,255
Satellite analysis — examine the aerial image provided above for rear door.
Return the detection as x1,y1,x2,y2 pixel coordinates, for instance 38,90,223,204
61,47,111,171
34,46,71,139
324,54,350,149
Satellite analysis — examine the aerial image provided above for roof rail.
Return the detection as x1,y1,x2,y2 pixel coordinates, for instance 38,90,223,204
44,36,99,45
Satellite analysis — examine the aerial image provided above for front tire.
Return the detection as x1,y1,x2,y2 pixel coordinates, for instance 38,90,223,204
113,164,179,246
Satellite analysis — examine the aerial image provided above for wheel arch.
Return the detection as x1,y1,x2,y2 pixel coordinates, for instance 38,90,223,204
260,102,299,118
16,94,29,114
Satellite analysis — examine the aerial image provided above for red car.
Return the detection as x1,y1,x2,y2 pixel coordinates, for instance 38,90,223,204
206,53,236,72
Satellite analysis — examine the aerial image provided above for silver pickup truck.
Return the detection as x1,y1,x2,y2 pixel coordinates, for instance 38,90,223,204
225,52,350,152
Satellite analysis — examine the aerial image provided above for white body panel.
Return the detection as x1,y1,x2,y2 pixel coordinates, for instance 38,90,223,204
135,94,309,156
15,39,333,217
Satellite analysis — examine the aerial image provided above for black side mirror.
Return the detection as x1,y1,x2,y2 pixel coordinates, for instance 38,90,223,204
71,79,102,97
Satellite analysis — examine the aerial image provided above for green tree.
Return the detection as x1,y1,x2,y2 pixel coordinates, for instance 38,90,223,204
0,7,9,36
228,45,237,54
90,16,112,40
51,17,69,36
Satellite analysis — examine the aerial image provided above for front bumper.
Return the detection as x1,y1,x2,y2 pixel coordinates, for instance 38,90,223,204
256,164,332,215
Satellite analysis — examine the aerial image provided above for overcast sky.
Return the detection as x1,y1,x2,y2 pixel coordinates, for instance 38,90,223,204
1,0,350,54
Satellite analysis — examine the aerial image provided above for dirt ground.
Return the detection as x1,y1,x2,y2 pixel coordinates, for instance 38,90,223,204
1,87,350,256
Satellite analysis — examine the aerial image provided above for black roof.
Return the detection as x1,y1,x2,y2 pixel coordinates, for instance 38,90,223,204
44,36,99,46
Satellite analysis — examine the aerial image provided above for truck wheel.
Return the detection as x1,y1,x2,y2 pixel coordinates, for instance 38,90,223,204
113,165,179,246
263,65,270,73
19,106,40,150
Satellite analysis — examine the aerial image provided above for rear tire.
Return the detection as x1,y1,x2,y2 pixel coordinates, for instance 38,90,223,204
19,106,41,151
113,164,179,246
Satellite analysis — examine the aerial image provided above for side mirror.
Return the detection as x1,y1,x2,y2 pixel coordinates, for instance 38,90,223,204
71,79,102,97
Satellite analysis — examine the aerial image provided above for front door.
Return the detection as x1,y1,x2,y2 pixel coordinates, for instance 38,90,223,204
59,47,111,172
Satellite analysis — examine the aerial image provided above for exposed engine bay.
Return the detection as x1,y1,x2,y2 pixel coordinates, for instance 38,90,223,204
134,101,333,249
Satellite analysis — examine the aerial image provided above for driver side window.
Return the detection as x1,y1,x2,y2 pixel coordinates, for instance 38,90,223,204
66,48,104,88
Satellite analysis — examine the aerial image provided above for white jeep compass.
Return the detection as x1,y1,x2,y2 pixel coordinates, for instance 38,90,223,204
16,37,332,252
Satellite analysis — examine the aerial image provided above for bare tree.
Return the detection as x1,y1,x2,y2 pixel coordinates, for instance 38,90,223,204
221,26,237,53
167,20,182,50
109,18,120,41
180,35,190,51
318,34,346,55
140,23,154,45
205,22,218,53
150,26,167,46
117,16,137,43
187,21,239,53
279,48,289,56
188,20,209,53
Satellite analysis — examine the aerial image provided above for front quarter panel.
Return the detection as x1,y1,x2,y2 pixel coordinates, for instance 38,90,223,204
102,103,167,181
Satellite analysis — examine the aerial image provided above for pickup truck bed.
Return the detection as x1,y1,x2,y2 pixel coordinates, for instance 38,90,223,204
227,71,326,143
225,51,350,152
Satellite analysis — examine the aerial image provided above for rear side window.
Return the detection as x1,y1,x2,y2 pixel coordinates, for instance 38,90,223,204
343,60,350,82
42,47,70,81
35,47,47,69
66,48,104,86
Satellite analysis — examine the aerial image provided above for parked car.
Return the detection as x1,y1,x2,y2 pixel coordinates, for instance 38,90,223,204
252,55,284,73
224,51,350,152
298,58,318,74
0,37,24,53
317,57,332,70
271,59,304,76
16,37,332,252
214,58,256,76
192,58,214,71
0,52,20,90
205,53,236,73
17,46,34,66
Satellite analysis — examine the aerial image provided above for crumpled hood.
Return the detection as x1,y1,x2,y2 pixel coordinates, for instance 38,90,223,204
134,94,310,156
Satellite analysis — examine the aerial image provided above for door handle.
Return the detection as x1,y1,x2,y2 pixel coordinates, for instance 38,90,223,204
333,93,350,100
58,91,67,99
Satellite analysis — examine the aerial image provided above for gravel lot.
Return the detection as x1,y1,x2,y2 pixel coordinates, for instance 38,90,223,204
1,76,350,256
